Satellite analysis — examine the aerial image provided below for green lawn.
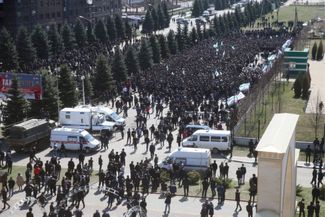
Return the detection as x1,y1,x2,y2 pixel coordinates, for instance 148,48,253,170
249,5,325,28
236,82,325,142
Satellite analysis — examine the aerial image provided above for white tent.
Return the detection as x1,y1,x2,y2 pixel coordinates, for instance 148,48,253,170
239,83,250,92
227,92,245,106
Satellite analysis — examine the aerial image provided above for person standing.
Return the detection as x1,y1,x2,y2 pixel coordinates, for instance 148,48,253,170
201,178,209,198
240,164,247,184
1,187,10,209
315,201,320,217
93,210,100,217
26,207,34,217
164,192,172,214
298,198,305,217
16,173,24,191
311,167,317,185
149,143,155,159
307,202,314,217
208,201,214,217
211,161,218,178
183,176,189,197
236,168,242,187
98,155,103,172
8,177,15,197
235,189,242,212
246,201,253,217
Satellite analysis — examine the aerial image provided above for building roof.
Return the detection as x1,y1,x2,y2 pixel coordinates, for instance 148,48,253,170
256,113,299,154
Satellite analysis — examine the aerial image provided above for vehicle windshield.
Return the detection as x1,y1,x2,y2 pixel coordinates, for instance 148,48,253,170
84,133,95,142
188,135,198,141
109,112,120,121
97,115,105,124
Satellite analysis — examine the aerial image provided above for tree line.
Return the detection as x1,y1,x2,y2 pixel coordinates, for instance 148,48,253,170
0,14,132,72
142,1,170,34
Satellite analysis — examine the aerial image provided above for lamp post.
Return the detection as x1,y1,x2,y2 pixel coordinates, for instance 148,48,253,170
81,75,85,105
54,67,60,116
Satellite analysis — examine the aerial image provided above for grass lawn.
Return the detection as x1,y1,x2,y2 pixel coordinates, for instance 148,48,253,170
236,82,325,142
248,5,325,29
296,186,325,217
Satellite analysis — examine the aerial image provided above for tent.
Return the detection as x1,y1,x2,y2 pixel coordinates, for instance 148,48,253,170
227,92,245,106
239,83,250,92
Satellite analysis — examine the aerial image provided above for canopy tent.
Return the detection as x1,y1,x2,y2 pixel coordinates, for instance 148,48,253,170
227,92,245,106
239,83,250,92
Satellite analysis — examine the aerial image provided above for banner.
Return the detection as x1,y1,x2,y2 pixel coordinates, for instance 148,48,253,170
0,72,42,100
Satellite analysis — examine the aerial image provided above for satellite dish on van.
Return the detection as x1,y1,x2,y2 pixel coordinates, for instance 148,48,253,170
86,0,93,5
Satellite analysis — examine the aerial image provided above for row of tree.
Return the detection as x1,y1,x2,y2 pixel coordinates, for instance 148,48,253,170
142,2,170,34
311,40,324,61
1,0,282,129
0,14,131,71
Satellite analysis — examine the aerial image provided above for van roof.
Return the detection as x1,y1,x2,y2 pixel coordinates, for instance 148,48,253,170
185,124,210,129
173,147,211,154
193,129,231,135
52,127,85,133
61,107,91,113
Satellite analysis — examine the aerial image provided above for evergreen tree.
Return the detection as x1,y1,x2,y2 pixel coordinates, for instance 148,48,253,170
151,7,159,31
16,27,36,70
41,70,60,120
61,24,74,50
0,28,18,71
162,1,170,28
316,40,323,61
95,20,109,45
125,46,140,75
183,24,189,46
86,23,96,44
158,35,170,59
125,20,133,42
213,15,220,34
84,74,93,104
293,74,302,98
167,30,178,55
112,48,128,83
192,0,202,17
58,65,78,108
176,24,184,51
138,39,153,71
311,42,317,60
302,73,310,99
31,25,49,60
142,9,154,34
149,35,161,64
196,23,203,40
215,0,221,10
94,55,115,98
48,25,63,57
202,0,209,10
157,4,165,29
3,76,26,135
115,14,126,41
190,27,198,45
107,16,117,43
74,19,87,48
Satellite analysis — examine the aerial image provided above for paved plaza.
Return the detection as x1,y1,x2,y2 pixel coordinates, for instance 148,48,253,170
0,99,318,217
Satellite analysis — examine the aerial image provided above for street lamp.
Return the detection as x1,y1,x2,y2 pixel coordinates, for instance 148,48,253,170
81,75,85,105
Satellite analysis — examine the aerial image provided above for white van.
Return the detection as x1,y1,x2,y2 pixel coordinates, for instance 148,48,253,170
76,105,126,127
182,129,231,151
158,147,211,171
50,128,100,152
